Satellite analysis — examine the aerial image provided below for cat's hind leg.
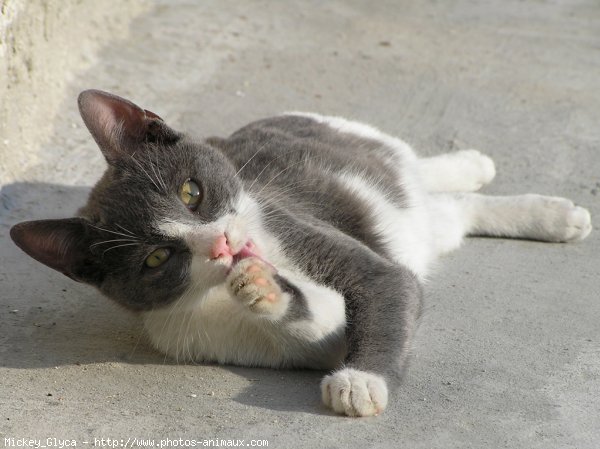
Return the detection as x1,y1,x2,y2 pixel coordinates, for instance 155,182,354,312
447,193,592,243
418,150,496,193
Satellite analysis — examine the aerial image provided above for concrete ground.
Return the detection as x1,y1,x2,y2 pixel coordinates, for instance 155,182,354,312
1,0,599,447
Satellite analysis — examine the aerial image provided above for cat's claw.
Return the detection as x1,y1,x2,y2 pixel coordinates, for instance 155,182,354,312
321,368,388,417
227,257,287,317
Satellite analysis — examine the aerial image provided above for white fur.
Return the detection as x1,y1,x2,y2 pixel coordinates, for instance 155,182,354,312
143,274,346,369
145,190,347,369
279,268,346,344
321,368,388,417
336,171,433,277
460,193,592,242
418,149,496,192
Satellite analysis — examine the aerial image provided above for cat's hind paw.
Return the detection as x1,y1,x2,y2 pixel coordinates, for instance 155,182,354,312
227,257,288,318
527,195,592,242
451,149,496,192
419,149,496,193
321,368,388,417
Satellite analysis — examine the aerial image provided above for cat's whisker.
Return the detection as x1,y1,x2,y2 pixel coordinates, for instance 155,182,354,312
127,319,148,361
244,150,293,192
253,196,326,218
149,160,166,193
246,159,274,192
254,176,321,197
114,223,140,238
250,183,322,207
102,242,141,255
256,155,323,195
247,145,324,193
90,238,139,248
89,224,141,240
162,288,197,366
234,139,270,178
160,303,183,365
149,150,169,193
129,152,162,192
155,153,169,193
176,296,194,364
182,305,197,363
156,296,186,365
256,185,323,207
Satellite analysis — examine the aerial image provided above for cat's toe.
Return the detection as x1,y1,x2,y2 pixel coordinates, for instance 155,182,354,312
227,257,286,317
321,368,388,417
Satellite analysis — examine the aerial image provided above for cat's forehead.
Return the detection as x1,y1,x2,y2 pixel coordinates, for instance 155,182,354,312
82,141,242,235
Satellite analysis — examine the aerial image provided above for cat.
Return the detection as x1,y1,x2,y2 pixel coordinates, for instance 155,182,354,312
10,90,592,417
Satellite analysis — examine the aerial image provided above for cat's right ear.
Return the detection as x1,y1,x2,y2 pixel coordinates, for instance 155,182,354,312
78,89,179,164
10,218,103,285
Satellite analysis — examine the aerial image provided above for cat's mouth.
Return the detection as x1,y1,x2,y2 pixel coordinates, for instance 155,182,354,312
231,242,259,265
212,240,275,273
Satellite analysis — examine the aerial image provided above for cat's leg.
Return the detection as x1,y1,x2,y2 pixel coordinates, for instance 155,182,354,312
424,192,592,262
457,193,592,242
417,150,496,193
319,258,422,417
228,240,422,417
428,192,592,245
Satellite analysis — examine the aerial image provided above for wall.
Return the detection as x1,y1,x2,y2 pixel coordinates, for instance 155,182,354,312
0,0,144,184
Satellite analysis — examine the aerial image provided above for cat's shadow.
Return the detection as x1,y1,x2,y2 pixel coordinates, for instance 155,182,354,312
1,181,330,415
225,366,333,415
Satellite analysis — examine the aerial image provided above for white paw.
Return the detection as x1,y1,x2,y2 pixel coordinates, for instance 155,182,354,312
529,196,592,242
453,149,496,191
321,368,388,417
226,257,287,317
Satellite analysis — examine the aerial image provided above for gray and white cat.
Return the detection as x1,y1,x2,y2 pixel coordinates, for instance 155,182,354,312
10,90,592,417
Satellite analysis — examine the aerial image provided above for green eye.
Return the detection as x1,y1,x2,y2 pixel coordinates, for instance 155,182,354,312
145,248,171,268
179,179,202,210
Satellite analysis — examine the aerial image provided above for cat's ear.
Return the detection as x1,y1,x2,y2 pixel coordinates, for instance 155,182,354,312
78,89,179,164
10,218,103,285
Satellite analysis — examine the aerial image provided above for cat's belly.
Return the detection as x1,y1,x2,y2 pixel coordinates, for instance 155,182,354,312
142,284,346,369
336,170,434,277
287,112,436,278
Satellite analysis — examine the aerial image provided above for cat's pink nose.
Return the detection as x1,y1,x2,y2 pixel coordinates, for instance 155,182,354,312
210,235,232,259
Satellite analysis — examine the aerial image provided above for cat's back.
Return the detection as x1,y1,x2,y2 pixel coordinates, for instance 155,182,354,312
210,113,418,202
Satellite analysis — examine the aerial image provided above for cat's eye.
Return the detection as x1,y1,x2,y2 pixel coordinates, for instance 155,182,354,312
145,248,171,268
179,179,202,210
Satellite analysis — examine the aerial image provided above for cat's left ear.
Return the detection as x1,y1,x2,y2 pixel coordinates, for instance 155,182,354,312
78,89,180,164
10,218,104,285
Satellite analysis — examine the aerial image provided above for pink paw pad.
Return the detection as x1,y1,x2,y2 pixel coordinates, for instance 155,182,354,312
254,277,269,287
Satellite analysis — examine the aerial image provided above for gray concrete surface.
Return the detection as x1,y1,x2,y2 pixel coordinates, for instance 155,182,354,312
1,0,599,447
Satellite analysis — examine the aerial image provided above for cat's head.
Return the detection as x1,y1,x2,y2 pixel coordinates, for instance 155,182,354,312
10,90,258,311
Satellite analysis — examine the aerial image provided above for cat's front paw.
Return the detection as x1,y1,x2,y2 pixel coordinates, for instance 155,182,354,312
227,257,288,318
321,368,388,417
